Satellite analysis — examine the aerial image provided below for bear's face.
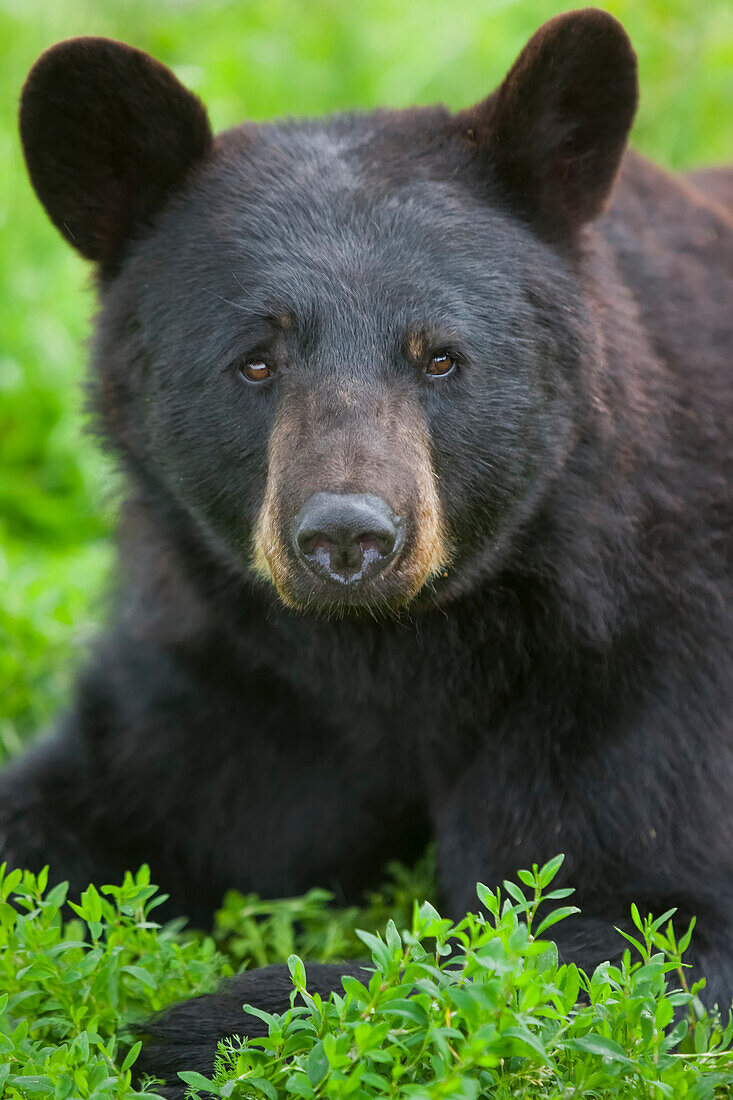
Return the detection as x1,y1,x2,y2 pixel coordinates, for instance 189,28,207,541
19,11,638,615
118,121,581,613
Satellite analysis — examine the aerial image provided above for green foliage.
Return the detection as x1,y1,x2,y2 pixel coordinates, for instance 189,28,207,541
212,848,437,970
181,856,733,1099
1,0,732,757
0,863,227,1099
2,856,733,1098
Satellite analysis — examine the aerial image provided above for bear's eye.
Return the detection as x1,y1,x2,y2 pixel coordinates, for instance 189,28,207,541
238,359,272,383
426,351,456,378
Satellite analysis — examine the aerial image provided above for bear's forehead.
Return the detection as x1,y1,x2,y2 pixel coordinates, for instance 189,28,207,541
159,118,529,307
129,115,550,351
207,119,486,247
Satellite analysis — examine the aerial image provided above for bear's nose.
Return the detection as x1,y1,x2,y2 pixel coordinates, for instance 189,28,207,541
294,492,402,584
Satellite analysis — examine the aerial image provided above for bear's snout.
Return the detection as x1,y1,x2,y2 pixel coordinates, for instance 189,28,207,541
293,492,403,586
251,384,451,612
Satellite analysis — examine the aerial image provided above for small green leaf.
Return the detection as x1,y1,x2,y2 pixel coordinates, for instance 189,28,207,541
178,1069,218,1092
288,954,307,990
503,880,529,907
535,906,581,936
122,965,157,989
246,1079,278,1099
537,854,565,887
45,881,69,908
121,1039,142,1072
501,1026,551,1066
562,1034,633,1063
305,1041,330,1088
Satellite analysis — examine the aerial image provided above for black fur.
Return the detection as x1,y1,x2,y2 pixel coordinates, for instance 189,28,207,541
140,963,369,1091
4,9,732,1094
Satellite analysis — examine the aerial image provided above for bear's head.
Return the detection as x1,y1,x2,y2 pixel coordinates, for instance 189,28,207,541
20,9,637,616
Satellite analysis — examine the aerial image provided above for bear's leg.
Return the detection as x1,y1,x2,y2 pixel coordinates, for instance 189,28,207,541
549,878,733,1012
432,741,733,1012
137,962,370,1097
134,883,733,1095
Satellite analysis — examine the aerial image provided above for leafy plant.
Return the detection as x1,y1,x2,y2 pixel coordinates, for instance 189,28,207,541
180,855,733,1098
0,863,227,1099
3,856,733,1098
212,847,437,971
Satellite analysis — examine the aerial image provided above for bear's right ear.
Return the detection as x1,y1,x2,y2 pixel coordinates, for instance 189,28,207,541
458,8,638,236
19,37,212,274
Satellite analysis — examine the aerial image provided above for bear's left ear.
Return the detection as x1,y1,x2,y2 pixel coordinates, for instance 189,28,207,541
19,37,213,275
459,8,638,234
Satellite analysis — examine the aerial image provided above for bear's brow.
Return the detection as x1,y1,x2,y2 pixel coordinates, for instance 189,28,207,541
403,331,428,360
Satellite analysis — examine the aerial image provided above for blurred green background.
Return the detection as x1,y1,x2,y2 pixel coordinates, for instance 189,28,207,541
1,0,731,759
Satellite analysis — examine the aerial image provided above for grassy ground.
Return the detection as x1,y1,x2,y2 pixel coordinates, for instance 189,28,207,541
1,0,731,759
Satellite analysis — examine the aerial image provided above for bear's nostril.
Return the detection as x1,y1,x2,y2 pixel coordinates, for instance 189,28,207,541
294,494,402,584
358,533,391,561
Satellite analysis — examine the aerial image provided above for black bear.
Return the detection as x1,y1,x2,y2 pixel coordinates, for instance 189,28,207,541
3,6,732,1091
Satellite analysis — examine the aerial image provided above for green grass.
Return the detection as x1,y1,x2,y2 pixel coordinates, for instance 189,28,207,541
0,0,731,757
4,856,733,1098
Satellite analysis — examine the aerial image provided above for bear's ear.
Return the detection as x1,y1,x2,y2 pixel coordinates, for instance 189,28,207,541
460,8,638,234
19,37,212,273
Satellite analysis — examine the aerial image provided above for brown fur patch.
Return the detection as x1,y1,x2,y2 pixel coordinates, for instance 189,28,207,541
403,330,428,361
251,411,297,603
394,407,452,598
